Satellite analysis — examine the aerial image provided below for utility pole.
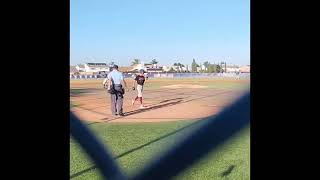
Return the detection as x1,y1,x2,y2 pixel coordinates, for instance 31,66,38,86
225,61,227,73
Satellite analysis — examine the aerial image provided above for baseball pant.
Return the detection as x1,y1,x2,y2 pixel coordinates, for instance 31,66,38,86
110,84,123,115
137,84,143,97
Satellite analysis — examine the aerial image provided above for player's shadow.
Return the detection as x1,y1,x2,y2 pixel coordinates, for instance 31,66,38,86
158,97,183,103
86,91,229,124
70,119,205,179
102,100,183,123
126,100,183,116
70,88,102,97
82,97,186,123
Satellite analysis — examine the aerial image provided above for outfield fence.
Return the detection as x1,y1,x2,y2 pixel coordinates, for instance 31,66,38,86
148,72,250,79
70,91,250,180
70,73,250,80
69,74,106,79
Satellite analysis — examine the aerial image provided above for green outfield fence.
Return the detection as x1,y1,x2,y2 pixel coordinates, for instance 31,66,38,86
70,91,250,180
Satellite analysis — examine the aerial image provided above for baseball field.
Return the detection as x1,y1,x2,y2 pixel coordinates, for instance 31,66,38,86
70,78,250,179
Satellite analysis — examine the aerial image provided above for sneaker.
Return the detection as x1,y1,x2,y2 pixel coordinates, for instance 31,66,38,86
118,113,125,116
131,99,135,106
139,105,146,109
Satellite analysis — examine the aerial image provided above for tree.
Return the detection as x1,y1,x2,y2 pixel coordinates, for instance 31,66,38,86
131,59,140,66
203,61,210,72
216,64,222,73
208,64,214,73
192,59,197,72
179,63,185,67
207,64,213,73
220,62,226,73
173,62,185,72
168,67,176,72
173,63,179,72
108,61,116,71
151,59,158,65
212,64,217,73
179,63,185,72
205,63,219,73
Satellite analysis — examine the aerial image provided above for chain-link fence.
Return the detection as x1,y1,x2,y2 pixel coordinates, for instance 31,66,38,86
70,91,250,180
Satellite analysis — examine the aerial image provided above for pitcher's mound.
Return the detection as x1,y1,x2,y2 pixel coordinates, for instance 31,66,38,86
162,84,207,89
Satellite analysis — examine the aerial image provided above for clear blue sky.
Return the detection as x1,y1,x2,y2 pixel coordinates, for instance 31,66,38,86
70,0,250,66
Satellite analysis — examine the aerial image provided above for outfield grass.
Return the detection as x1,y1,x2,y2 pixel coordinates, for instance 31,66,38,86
70,102,82,108
70,120,250,180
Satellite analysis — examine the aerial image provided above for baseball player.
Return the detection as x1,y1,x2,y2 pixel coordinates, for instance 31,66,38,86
131,69,146,109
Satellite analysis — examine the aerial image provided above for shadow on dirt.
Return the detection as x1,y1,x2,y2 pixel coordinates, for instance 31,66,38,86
70,88,103,97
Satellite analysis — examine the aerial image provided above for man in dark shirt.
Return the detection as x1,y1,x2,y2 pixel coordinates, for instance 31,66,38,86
132,69,146,108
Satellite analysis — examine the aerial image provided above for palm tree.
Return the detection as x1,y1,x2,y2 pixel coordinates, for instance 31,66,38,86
179,63,185,72
216,64,222,73
168,67,176,72
203,61,209,68
192,58,198,72
178,63,185,67
151,59,158,65
203,61,210,72
131,59,140,66
173,62,185,70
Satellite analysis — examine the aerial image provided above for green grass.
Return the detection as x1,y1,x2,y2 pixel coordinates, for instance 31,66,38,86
206,82,250,90
70,89,87,94
70,102,82,108
70,120,250,180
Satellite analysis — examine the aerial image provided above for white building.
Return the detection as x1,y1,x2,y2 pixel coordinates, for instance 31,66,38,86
162,65,169,72
162,64,188,72
239,65,250,73
131,63,148,72
174,66,187,72
70,66,79,75
147,68,163,73
83,63,109,73
201,65,206,71
131,63,163,73
226,65,240,73
75,64,86,72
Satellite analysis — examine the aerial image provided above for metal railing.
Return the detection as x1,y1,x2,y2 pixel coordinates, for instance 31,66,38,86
70,91,250,180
